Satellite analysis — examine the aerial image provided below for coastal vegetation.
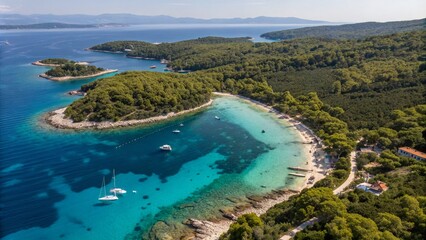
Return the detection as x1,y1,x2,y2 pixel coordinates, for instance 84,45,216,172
220,159,426,240
288,155,426,240
260,18,425,40
39,58,75,65
64,71,211,122
89,36,253,70
89,31,425,129
44,62,105,78
220,93,425,239
60,27,425,239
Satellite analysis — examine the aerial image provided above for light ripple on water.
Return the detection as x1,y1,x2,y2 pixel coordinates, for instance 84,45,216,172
1,163,24,173
3,179,23,187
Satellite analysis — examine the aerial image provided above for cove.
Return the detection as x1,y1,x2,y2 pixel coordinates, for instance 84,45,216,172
3,95,309,240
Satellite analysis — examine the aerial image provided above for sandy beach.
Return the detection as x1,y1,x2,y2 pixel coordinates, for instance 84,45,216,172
45,99,213,130
38,69,118,81
187,93,330,240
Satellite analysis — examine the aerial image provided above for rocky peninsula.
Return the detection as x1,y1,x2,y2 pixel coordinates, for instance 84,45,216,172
39,69,117,81
45,99,213,130
32,60,89,67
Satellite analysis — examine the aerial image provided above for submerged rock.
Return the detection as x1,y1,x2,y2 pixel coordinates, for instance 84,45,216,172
222,212,237,221
176,203,195,210
149,220,194,240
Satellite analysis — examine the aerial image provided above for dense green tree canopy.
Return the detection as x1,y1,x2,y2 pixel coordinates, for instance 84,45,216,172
61,30,426,240
65,71,211,122
45,63,104,77
260,18,425,40
39,58,75,65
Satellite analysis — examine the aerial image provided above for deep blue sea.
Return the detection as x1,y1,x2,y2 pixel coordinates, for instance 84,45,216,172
0,24,309,239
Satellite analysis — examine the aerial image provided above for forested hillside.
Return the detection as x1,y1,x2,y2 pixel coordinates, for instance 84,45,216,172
86,31,425,130
219,94,426,240
64,71,211,122
68,30,426,240
90,36,252,71
260,18,425,40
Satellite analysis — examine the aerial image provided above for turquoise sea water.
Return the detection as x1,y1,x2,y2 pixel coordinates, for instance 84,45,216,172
0,24,309,239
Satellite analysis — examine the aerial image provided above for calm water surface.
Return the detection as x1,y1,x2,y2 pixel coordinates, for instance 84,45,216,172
0,24,309,239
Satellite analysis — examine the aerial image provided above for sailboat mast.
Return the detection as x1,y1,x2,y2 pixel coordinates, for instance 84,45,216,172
103,177,107,197
99,177,104,199
112,169,117,197
113,169,116,189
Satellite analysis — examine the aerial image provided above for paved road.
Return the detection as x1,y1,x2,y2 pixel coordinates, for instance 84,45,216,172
280,151,357,240
333,151,357,194
280,217,319,240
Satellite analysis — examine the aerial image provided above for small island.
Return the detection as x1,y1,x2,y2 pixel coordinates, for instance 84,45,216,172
32,58,89,67
34,58,117,81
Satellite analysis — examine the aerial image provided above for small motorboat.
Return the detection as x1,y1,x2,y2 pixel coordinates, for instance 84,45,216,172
179,123,184,127
172,129,181,133
149,65,157,69
215,116,220,120
159,144,172,151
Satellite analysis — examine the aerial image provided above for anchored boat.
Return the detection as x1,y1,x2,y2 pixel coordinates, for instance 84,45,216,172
98,176,118,203
159,144,172,151
110,169,127,195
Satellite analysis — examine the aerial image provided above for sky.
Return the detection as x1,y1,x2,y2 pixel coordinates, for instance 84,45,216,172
0,0,424,22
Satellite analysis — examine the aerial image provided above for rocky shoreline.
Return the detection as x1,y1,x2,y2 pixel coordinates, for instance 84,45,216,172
183,189,299,240
45,99,213,130
38,69,118,81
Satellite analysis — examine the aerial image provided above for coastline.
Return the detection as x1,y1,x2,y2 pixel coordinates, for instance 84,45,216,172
88,49,161,61
215,92,328,191
189,92,329,240
45,99,213,130
87,48,124,54
45,92,327,238
186,190,298,240
38,69,118,81
32,60,89,67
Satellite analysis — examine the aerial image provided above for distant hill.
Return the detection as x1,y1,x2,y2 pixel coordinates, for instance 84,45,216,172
0,13,330,25
261,18,426,40
0,22,127,30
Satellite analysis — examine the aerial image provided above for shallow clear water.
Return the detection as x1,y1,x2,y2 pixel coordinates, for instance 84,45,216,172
1,24,309,239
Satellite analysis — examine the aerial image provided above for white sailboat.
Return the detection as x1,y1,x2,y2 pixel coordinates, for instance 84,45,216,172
98,176,118,202
110,169,127,195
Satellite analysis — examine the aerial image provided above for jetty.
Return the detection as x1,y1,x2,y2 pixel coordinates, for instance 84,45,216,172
289,173,306,177
287,167,312,172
